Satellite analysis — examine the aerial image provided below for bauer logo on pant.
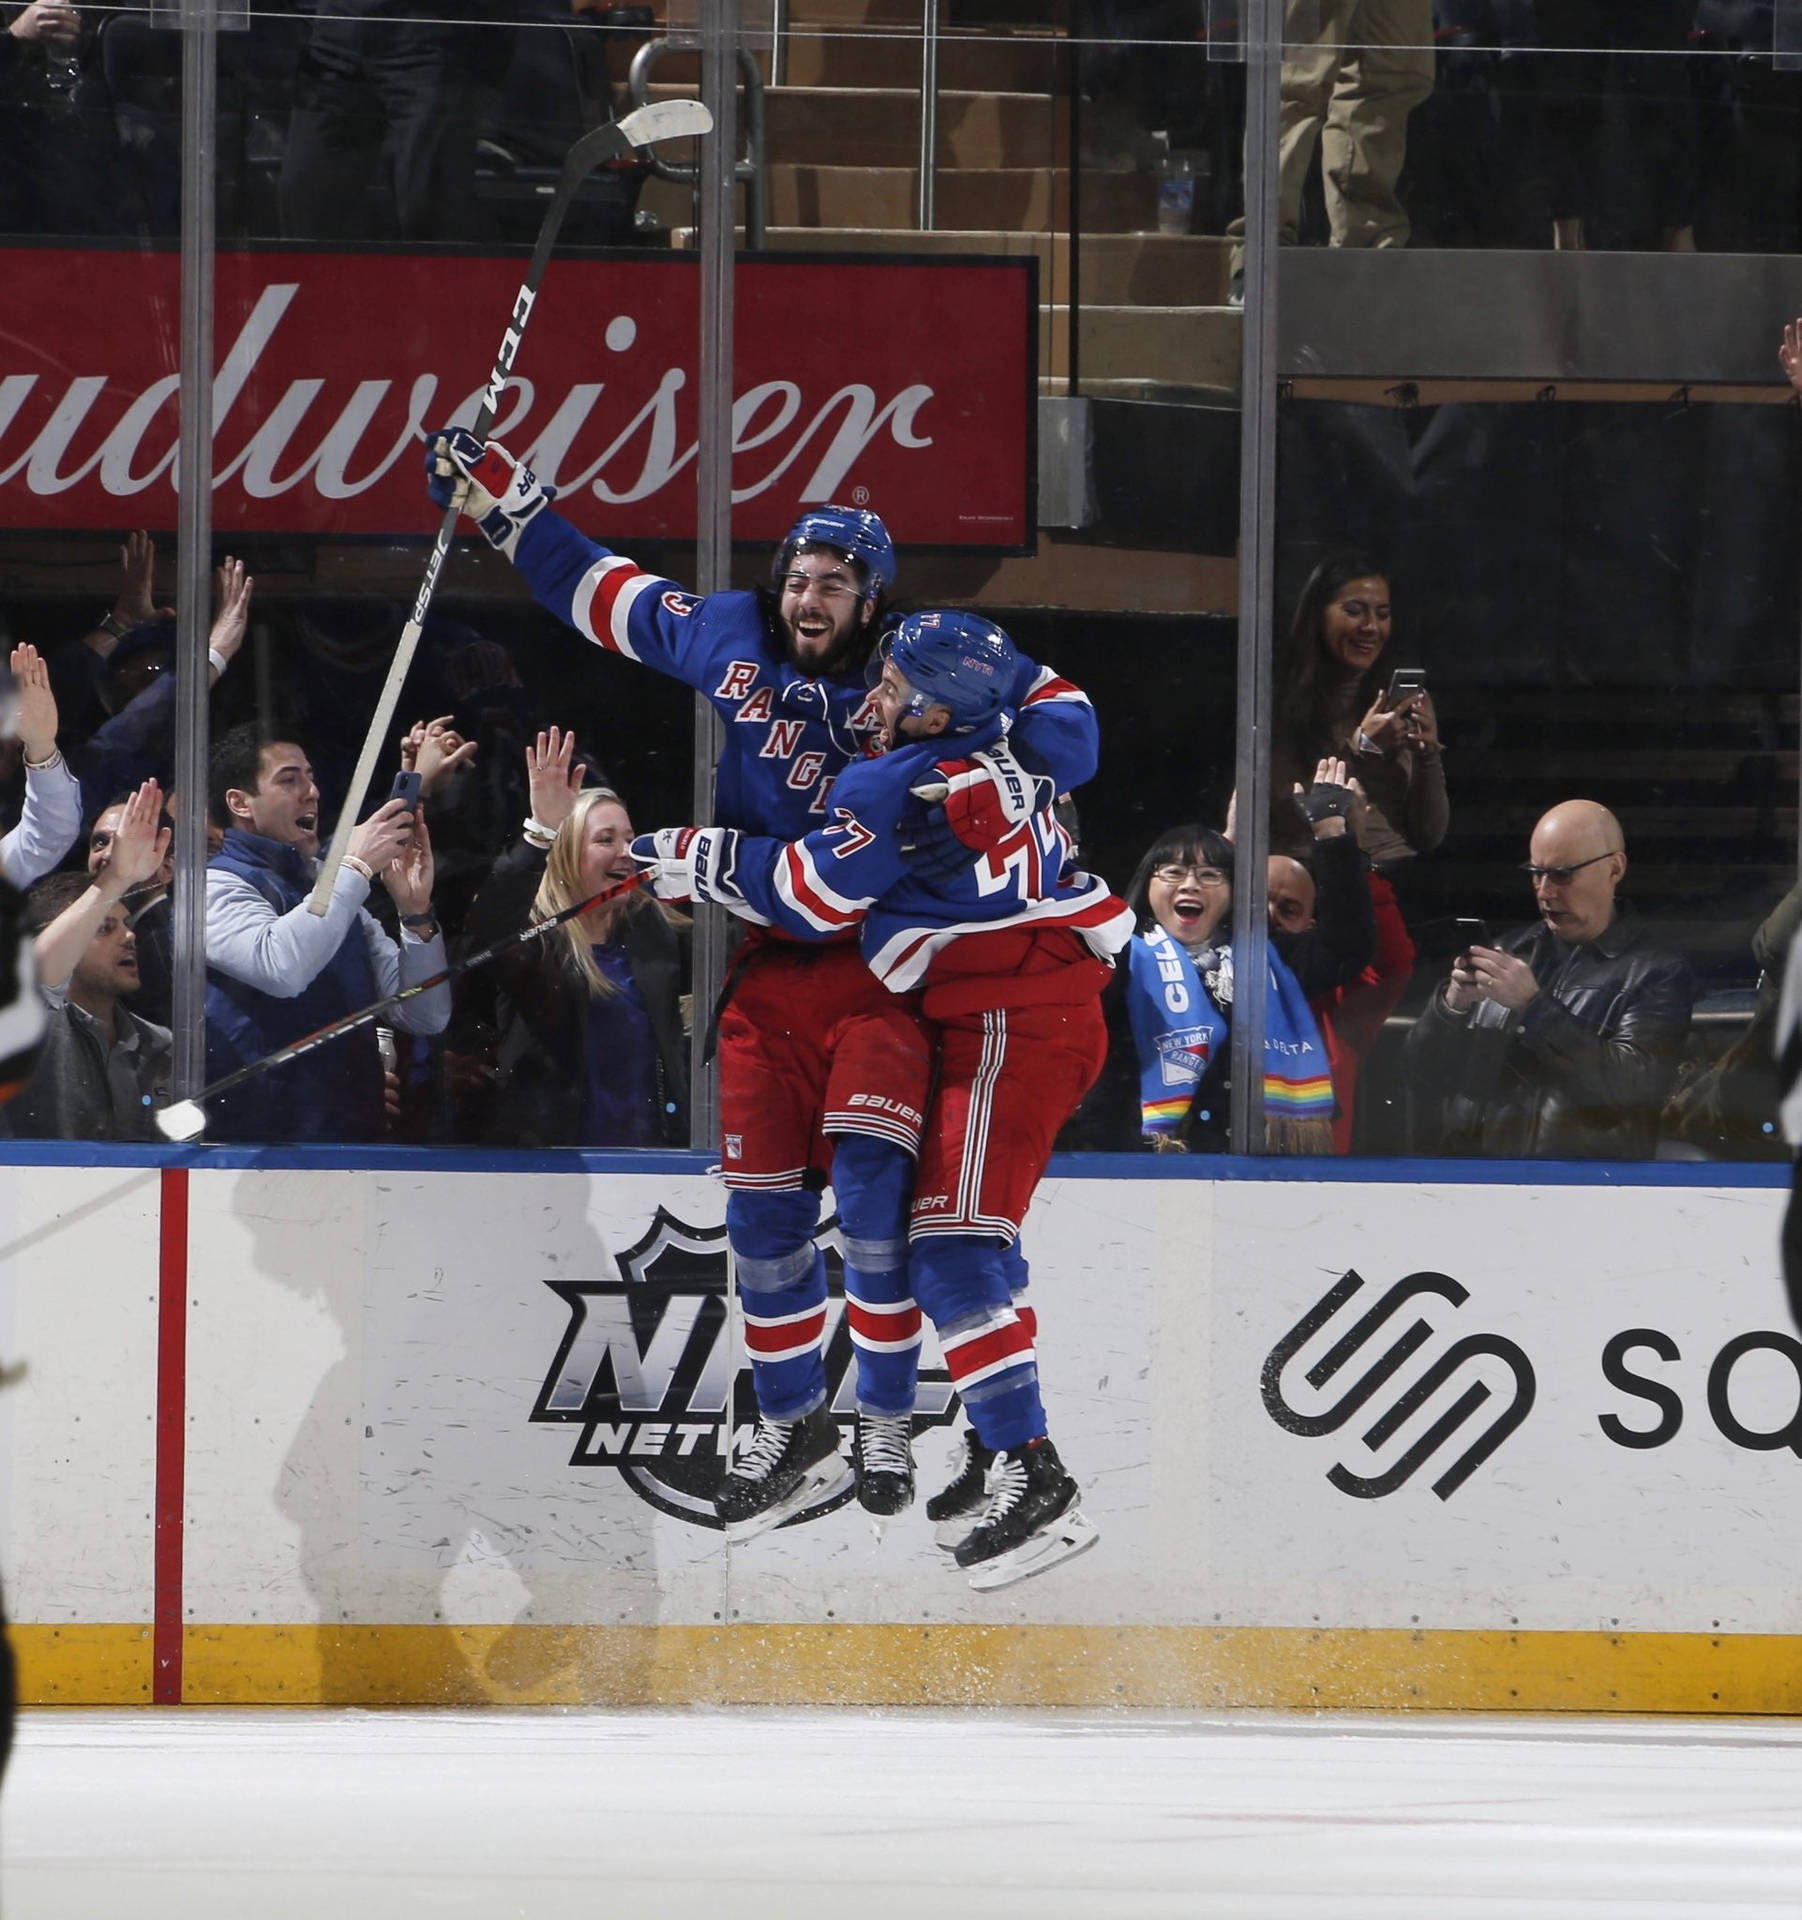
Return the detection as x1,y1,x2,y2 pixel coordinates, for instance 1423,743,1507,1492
1261,1269,1536,1501
529,1207,956,1528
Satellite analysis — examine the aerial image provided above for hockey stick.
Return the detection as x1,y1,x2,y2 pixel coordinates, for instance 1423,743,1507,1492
306,96,716,919
157,869,651,1142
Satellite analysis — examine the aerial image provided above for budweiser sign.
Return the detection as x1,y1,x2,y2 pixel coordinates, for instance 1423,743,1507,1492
0,249,1036,547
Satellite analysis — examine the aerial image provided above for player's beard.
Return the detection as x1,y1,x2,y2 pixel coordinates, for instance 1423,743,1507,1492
781,609,871,681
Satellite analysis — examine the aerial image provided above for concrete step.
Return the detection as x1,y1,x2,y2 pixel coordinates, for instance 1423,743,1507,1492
762,162,1155,232
779,24,1067,91
646,80,1067,169
1046,304,1241,386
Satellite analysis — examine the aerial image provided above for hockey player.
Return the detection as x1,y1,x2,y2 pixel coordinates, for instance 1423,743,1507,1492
424,433,1100,1540
632,610,1132,1589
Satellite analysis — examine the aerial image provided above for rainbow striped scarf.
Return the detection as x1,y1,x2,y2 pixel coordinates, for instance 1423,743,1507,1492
1126,929,1335,1151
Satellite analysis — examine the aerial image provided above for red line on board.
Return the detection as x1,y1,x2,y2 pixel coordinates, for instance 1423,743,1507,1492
153,1167,188,1705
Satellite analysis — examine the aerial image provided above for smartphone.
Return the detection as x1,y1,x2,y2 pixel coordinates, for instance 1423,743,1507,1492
389,770,423,813
1454,916,1491,963
1386,667,1426,708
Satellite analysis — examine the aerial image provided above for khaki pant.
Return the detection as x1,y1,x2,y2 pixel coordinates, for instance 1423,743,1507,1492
1231,0,1435,263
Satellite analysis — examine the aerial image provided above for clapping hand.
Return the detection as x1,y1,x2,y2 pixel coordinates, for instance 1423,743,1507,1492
399,714,477,797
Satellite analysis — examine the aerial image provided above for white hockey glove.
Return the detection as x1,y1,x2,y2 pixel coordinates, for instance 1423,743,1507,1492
630,827,756,913
424,427,556,559
898,740,1056,881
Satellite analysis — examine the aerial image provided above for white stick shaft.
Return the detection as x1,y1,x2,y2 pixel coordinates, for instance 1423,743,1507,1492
304,509,453,914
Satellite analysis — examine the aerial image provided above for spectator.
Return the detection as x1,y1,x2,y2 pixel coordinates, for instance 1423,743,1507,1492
1535,0,1698,252
85,789,176,1029
278,1,512,244
75,556,253,822
203,724,449,1144
1226,0,1436,300
1272,551,1448,869
0,643,82,891
1404,799,1693,1157
50,530,175,748
1066,824,1337,1154
450,727,687,1147
1271,848,1415,1152
5,780,171,1141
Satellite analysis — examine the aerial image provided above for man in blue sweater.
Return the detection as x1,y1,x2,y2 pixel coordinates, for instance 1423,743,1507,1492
203,723,450,1143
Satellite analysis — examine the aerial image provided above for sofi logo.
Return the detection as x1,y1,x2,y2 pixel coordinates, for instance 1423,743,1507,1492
1261,1270,1536,1502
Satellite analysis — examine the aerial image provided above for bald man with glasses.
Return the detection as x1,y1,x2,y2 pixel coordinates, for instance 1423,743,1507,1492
1404,800,1693,1159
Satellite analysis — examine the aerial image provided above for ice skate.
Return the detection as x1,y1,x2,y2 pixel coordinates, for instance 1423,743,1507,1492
925,1425,994,1552
716,1407,850,1542
954,1437,1098,1591
851,1412,915,1519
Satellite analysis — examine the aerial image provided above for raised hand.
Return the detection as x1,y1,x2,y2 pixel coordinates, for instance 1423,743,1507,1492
423,428,556,558
114,529,176,631
10,644,59,764
8,3,79,47
1782,319,1802,397
209,557,253,670
104,779,172,895
525,726,585,835
399,714,478,797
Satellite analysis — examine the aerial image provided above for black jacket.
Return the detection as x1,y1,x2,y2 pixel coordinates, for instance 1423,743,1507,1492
1403,912,1694,1160
451,839,689,1149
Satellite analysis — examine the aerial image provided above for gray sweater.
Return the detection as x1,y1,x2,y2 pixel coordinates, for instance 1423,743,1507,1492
2,988,172,1142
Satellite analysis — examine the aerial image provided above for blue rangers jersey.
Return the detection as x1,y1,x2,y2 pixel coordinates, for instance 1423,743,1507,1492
724,717,1134,1002
510,508,1100,842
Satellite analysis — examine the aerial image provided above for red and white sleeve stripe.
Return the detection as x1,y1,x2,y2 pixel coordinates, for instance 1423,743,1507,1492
1019,663,1090,709
774,841,870,934
570,556,657,660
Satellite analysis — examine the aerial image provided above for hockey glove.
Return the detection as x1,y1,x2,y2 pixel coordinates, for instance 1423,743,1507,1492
424,427,556,559
630,827,752,912
897,741,1056,881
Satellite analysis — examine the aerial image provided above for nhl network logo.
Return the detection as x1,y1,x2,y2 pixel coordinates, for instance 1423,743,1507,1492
1261,1270,1536,1500
530,1207,957,1528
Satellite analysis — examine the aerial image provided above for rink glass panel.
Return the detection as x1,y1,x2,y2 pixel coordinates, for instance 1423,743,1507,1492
3,3,1792,1163
1256,9,1800,1165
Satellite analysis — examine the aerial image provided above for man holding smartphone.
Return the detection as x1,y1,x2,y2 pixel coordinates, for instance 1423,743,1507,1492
1403,800,1693,1159
202,724,448,1143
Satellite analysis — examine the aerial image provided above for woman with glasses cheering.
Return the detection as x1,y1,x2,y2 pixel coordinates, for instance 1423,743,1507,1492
1065,824,1338,1155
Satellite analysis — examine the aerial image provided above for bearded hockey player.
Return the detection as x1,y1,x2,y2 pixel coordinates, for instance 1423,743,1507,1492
425,434,1099,1542
632,611,1131,1588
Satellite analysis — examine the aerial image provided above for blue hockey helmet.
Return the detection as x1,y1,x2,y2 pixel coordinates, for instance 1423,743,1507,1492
878,609,1017,733
775,504,897,604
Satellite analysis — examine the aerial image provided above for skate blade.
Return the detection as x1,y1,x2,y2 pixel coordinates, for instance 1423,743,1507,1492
721,1456,852,1543
933,1513,982,1554
964,1508,1100,1592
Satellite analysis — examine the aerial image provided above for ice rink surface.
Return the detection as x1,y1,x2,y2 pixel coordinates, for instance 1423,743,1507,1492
7,1706,1802,1919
